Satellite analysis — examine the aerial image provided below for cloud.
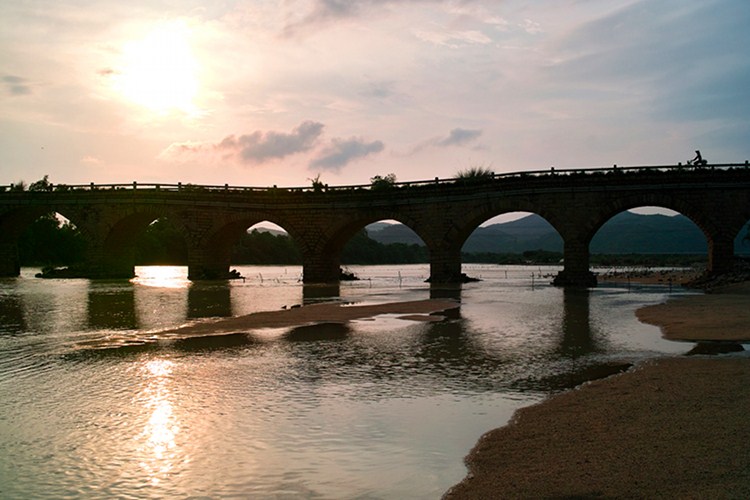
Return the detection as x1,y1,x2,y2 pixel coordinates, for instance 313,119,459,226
310,137,385,171
519,18,542,35
360,80,397,99
283,0,456,36
160,121,325,165
438,128,482,147
161,124,383,172
219,121,325,163
2,75,32,95
414,28,492,48
158,141,209,160
81,155,102,165
534,0,750,156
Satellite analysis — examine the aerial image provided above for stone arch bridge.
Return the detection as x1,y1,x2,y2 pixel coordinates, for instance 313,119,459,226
2,164,749,287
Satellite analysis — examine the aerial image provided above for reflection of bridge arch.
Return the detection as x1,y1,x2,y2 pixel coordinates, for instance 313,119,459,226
1,165,749,286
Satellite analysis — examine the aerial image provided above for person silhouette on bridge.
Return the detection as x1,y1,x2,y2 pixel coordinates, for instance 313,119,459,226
690,150,707,166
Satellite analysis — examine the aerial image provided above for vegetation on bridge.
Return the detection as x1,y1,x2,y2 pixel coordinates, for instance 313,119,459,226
6,163,749,196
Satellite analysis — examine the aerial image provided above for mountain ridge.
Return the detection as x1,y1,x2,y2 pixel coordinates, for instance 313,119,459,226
366,213,750,254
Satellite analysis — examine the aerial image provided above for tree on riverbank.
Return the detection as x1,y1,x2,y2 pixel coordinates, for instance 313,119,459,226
18,213,84,266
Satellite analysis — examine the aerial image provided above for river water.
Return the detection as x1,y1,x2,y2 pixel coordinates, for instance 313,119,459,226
0,264,692,499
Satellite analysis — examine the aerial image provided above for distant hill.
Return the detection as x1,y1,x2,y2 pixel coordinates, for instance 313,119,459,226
249,226,287,237
591,212,703,254
367,213,750,254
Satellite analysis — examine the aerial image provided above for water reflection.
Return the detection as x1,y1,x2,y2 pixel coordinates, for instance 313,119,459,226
1,264,694,499
302,284,340,303
132,266,190,289
417,313,483,366
138,359,180,485
284,322,350,342
188,283,232,319
18,277,88,334
88,285,137,330
556,288,603,358
134,284,188,331
429,284,463,301
0,294,25,334
172,332,257,352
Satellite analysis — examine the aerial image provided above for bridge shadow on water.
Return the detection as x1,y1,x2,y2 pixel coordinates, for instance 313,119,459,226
87,283,138,331
0,293,26,335
302,284,341,304
44,279,633,395
187,283,233,319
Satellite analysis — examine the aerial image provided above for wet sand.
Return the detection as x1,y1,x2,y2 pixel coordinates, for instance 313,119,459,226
598,268,701,286
637,282,750,341
159,298,460,338
445,283,750,499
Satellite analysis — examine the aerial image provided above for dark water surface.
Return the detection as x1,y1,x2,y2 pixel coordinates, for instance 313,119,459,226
0,264,691,499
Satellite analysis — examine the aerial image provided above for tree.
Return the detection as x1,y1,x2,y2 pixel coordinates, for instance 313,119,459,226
456,166,494,180
308,173,325,193
29,175,52,191
18,213,85,266
231,229,302,264
134,218,188,265
370,173,397,190
342,228,427,264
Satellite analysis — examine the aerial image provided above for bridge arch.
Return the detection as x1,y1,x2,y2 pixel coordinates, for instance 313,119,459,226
729,199,750,255
590,206,708,269
735,220,750,257
1,164,748,284
582,193,733,275
451,202,565,251
306,212,430,283
189,211,303,280
97,209,190,278
430,200,565,283
581,194,715,245
0,207,88,276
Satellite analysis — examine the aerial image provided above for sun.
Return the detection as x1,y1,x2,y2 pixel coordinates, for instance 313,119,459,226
112,21,200,115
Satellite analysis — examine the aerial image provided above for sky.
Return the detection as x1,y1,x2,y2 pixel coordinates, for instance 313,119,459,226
2,0,749,189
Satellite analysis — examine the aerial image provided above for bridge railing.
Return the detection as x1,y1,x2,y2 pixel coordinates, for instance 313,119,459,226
2,162,748,194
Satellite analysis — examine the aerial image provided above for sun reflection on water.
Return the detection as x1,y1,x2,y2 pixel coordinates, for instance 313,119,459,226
132,266,191,289
139,359,182,485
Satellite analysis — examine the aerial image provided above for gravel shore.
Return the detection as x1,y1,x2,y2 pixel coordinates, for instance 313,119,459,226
445,283,750,499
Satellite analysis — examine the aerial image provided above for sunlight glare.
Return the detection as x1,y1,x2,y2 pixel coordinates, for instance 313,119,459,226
113,21,200,115
145,358,175,377
132,266,191,289
139,358,179,484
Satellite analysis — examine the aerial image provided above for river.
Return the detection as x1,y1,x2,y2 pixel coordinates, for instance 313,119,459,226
0,264,692,499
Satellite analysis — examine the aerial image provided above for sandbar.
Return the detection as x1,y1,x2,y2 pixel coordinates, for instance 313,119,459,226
446,283,750,499
160,298,459,338
599,268,701,286
637,282,750,341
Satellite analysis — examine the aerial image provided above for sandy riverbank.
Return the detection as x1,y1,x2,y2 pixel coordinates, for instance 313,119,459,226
598,268,702,286
445,283,750,499
637,282,750,341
